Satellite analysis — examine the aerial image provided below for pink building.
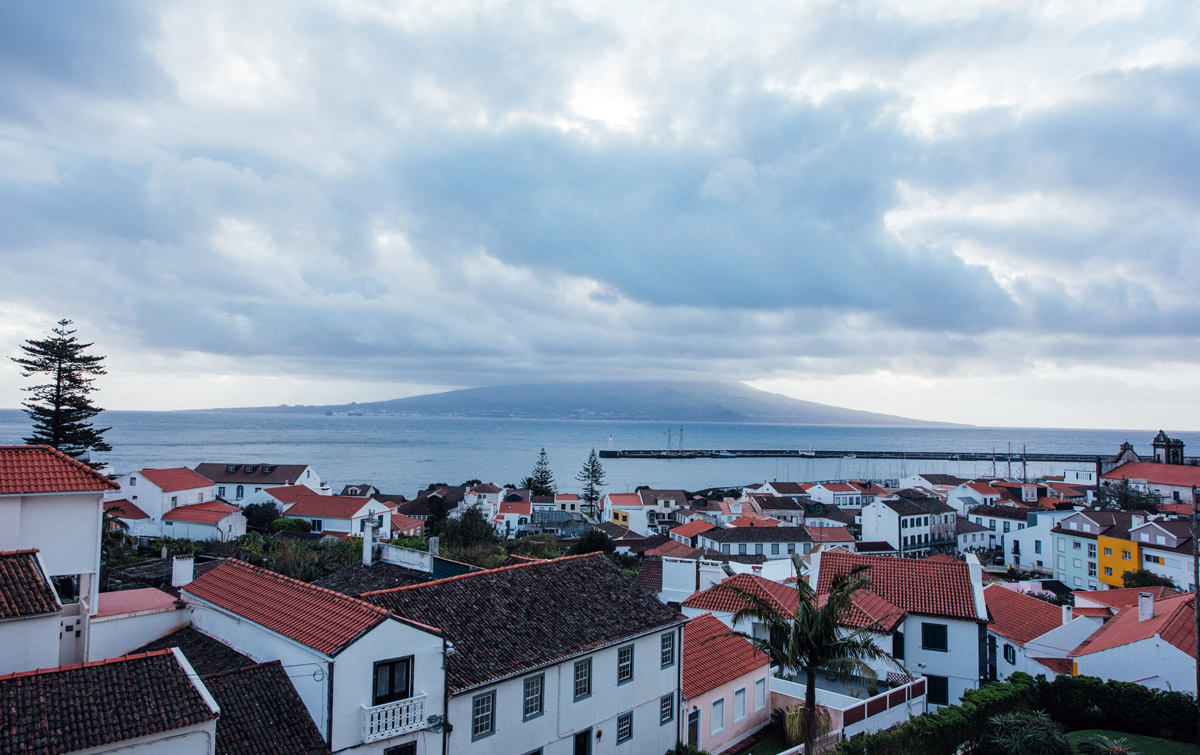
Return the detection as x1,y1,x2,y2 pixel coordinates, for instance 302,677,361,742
681,612,772,752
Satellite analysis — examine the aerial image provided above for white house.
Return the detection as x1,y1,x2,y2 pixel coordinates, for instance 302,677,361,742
982,584,1097,682
284,494,394,538
1005,509,1074,573
182,557,446,753
964,504,1029,557
1051,509,1151,591
0,548,62,674
240,483,325,511
696,526,814,559
365,553,688,755
1128,519,1198,591
947,482,1002,516
110,467,217,520
807,482,876,508
1101,460,1200,507
491,500,532,539
163,499,247,541
107,467,245,542
194,462,327,502
1070,590,1197,694
860,494,956,556
681,612,772,753
607,492,652,535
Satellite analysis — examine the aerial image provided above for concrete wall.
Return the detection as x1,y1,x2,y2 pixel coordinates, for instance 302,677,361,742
0,613,61,674
1074,639,1196,694
0,492,102,578
87,606,190,662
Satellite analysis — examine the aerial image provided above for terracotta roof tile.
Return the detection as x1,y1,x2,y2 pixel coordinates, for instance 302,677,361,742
285,493,372,519
647,540,700,558
499,501,532,515
0,651,216,753
391,512,424,533
671,520,717,538
984,584,1062,646
0,445,118,494
1072,606,1112,618
183,559,388,655
683,573,799,616
1074,585,1180,610
94,587,178,618
1070,593,1196,659
363,554,684,693
817,551,982,622
201,661,330,755
137,467,213,492
806,525,854,543
163,499,241,524
262,484,313,505
833,590,906,634
729,515,782,527
106,498,149,520
607,493,643,507
0,549,59,619
1102,462,1200,488
1034,657,1074,675
634,557,663,594
682,613,770,699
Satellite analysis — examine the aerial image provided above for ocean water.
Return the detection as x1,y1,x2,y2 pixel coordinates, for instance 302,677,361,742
0,409,1192,495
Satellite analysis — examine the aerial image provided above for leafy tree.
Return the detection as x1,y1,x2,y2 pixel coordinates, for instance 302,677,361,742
461,479,482,487
570,528,615,556
388,536,428,551
423,482,449,491
272,517,312,532
439,508,500,551
1121,568,1177,589
520,448,556,496
509,533,561,559
973,710,1070,755
1074,734,1141,755
1096,479,1161,512
721,556,888,753
242,502,282,530
425,495,449,536
11,319,111,465
575,449,606,514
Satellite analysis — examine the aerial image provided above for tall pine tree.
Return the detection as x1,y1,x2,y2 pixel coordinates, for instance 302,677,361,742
11,319,112,466
575,448,606,517
520,447,557,496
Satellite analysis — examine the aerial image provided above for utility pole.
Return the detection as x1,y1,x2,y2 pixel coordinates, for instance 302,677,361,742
1192,486,1199,743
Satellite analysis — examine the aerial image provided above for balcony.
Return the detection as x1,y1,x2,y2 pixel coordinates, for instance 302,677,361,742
362,694,427,742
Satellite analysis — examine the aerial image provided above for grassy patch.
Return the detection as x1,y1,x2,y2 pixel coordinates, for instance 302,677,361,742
1066,730,1200,754
741,722,791,755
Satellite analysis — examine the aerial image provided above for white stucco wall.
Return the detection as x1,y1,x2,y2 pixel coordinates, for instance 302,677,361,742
73,721,218,754
0,492,102,578
87,606,190,661
1074,639,1196,694
0,613,62,674
897,615,981,707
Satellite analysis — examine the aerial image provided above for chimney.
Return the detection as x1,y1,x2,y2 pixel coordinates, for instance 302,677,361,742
1061,604,1073,625
172,555,195,588
363,520,377,567
428,536,440,557
1138,592,1154,621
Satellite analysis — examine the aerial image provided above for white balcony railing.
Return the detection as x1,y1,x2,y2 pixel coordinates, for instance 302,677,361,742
362,694,428,742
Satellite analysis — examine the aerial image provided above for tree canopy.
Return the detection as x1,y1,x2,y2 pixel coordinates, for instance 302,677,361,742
520,448,556,496
1096,479,1161,512
575,449,606,515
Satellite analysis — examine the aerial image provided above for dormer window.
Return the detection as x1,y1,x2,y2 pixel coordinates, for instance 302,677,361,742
226,465,238,473
262,465,275,474
244,465,257,473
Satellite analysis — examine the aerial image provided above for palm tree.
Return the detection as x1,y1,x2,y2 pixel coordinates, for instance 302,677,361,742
1074,735,1141,755
718,557,889,753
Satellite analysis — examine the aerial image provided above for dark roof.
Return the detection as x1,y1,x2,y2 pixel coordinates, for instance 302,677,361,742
634,557,663,594
0,549,59,619
700,526,813,544
756,495,809,511
917,474,968,486
339,483,378,496
129,626,254,676
882,497,955,516
956,516,990,534
966,504,1030,521
639,489,688,507
371,493,408,505
804,502,855,523
0,651,217,753
363,554,684,693
856,541,895,552
194,463,313,485
766,482,808,495
201,661,330,755
312,562,430,597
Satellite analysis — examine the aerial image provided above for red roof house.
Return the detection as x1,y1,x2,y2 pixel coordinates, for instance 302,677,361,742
137,467,214,493
0,445,118,494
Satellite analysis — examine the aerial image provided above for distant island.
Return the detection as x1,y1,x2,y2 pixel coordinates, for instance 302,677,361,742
210,380,963,427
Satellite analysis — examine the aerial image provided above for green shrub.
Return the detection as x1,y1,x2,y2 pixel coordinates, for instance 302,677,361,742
272,517,312,532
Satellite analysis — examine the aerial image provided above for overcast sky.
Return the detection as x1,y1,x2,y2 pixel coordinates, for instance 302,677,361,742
1,1,1198,429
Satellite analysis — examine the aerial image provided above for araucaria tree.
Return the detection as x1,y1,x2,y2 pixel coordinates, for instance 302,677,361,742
575,449,606,515
721,558,887,754
11,319,112,466
521,448,556,496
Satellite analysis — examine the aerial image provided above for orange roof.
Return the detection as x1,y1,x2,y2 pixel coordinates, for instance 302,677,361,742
1034,657,1074,674
391,513,423,533
555,493,579,501
682,613,770,699
828,590,905,634
1070,593,1196,659
262,485,312,505
499,501,532,516
94,588,178,618
984,584,1062,646
1103,462,1200,488
138,468,212,493
285,494,372,519
183,559,387,655
607,493,643,507
728,515,781,528
106,498,149,520
1074,586,1180,610
1072,606,1112,618
646,540,698,558
683,573,798,616
0,445,118,494
671,520,716,538
163,500,240,524
966,482,1001,496
806,525,854,543
821,483,856,492
817,551,982,622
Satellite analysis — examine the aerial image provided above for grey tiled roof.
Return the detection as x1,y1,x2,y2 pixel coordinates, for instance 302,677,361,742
312,562,430,597
201,661,330,755
0,550,58,619
130,626,254,676
364,554,684,693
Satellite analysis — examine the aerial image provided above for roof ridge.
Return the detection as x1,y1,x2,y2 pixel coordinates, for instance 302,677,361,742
200,559,387,616
0,548,41,556
198,658,281,680
361,552,602,597
0,649,174,681
0,444,119,490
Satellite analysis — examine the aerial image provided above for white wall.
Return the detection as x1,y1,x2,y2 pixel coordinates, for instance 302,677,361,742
0,614,61,674
446,627,682,755
1074,639,1197,694
897,615,981,707
0,492,102,578
72,721,217,754
164,514,247,542
87,606,190,662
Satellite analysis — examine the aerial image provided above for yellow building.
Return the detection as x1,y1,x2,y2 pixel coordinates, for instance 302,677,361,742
1097,534,1139,589
612,509,631,527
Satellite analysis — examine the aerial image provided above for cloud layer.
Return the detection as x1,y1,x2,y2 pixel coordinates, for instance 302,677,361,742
1,0,1199,426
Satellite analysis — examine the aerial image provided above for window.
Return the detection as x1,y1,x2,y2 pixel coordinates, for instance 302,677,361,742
734,687,746,722
787,543,796,554
1088,562,1097,577
1146,554,1163,565
722,544,730,554
523,674,544,720
472,691,495,740
311,519,323,533
1057,555,1066,569
771,543,780,555
1057,539,1065,552
373,657,413,705
1073,558,1082,568
1003,644,1016,664
988,520,996,530
711,698,725,734
574,659,591,700
1104,566,1113,576
926,674,949,706
1088,543,1096,558
660,694,675,725
384,744,416,755
226,465,238,473
217,486,226,498
1035,541,1042,554
617,711,633,743
1073,541,1081,550
921,622,948,651
738,544,747,555
1104,547,1113,556
130,476,136,487
1123,550,1131,560
1003,522,1010,533
170,495,178,507
235,485,244,500
754,543,763,555
661,632,675,667
755,678,767,710
618,645,634,684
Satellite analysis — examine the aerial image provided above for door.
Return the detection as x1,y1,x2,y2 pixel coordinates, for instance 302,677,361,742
687,709,700,747
574,728,591,755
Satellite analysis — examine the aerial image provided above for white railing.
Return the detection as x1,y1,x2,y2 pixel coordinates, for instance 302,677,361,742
362,694,428,742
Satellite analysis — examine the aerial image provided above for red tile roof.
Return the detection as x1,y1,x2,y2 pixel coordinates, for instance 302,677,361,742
683,573,799,616
682,613,770,699
1070,593,1196,659
1072,606,1112,618
499,501,532,516
391,513,423,534
607,493,643,507
830,590,906,634
262,485,313,505
806,525,854,543
0,549,60,618
1034,657,1074,675
729,515,782,527
820,482,856,492
646,540,700,559
163,500,241,525
671,520,717,539
182,559,388,655
966,482,1001,496
0,445,118,494
94,588,178,618
1103,461,1200,488
137,467,213,493
285,494,372,519
1074,586,1181,610
817,551,983,622
984,584,1062,646
106,498,149,520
